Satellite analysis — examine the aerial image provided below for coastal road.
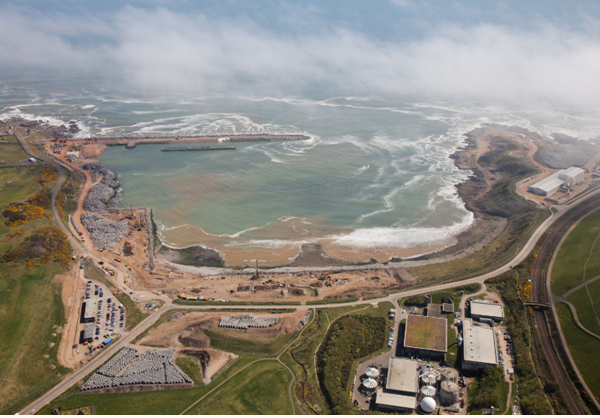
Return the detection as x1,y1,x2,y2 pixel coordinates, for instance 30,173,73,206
17,128,600,413
22,185,600,414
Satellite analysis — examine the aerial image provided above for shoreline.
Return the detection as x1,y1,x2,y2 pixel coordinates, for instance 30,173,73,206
47,119,528,272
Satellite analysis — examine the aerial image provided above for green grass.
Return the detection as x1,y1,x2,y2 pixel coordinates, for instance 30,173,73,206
566,280,600,336
188,360,293,415
556,302,600,401
0,136,30,164
446,324,458,367
0,262,70,414
498,381,510,414
0,166,42,207
551,209,600,296
204,327,297,357
176,356,203,385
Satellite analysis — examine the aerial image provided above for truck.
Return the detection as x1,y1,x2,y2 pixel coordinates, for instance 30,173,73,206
389,309,396,318
100,336,114,348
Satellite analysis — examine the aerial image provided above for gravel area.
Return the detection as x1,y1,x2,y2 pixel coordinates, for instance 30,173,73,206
81,212,129,249
82,162,119,187
83,183,115,215
70,214,82,235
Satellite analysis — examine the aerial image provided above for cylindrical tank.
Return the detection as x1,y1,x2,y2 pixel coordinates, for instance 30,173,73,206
365,367,379,379
420,397,436,414
420,385,436,398
440,367,459,383
420,372,436,386
425,294,432,305
361,378,378,395
440,380,460,406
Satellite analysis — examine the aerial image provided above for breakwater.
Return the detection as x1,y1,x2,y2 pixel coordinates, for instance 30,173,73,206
161,145,236,152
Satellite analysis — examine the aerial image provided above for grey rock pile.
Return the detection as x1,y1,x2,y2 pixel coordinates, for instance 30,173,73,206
83,183,115,215
82,162,119,188
219,313,280,329
81,347,192,391
300,312,311,326
80,213,128,249
70,215,82,236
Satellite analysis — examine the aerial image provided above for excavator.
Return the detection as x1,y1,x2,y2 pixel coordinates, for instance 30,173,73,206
319,261,343,281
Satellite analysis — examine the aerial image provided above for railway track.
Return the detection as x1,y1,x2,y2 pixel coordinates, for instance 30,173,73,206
530,195,600,415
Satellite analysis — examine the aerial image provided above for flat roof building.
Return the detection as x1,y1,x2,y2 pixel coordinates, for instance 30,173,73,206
386,357,419,394
470,299,505,322
462,318,498,371
528,167,585,196
83,323,95,343
83,298,97,323
403,316,447,360
376,357,419,413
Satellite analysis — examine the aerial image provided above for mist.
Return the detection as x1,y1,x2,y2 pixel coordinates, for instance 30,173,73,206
2,5,600,109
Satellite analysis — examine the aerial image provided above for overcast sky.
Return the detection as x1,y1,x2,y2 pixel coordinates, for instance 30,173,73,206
1,1,600,109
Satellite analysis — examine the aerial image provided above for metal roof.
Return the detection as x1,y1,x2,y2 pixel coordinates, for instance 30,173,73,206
462,318,498,366
84,298,97,319
470,300,505,319
386,357,419,394
376,388,417,410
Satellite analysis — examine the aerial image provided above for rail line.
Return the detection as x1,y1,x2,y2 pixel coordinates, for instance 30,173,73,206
530,195,600,415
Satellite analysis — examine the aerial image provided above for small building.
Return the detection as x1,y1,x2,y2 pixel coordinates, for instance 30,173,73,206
470,299,505,322
82,298,97,323
462,318,499,371
403,316,447,361
528,167,585,196
375,357,419,413
83,323,95,343
442,302,454,314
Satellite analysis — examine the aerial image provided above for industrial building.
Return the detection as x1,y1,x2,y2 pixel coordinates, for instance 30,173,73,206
470,299,505,322
462,318,499,371
82,298,97,323
375,357,419,412
403,316,447,361
83,323,95,343
528,166,585,196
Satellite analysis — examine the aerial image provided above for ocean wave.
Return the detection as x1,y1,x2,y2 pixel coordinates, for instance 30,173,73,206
332,212,474,249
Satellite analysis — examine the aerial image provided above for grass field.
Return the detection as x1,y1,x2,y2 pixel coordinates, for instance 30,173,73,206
0,135,30,164
175,356,203,385
0,166,43,207
188,360,293,415
566,280,600,336
551,208,600,296
204,327,297,357
556,302,600,401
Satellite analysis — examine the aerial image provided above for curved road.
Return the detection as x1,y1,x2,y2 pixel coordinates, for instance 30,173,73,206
14,129,600,414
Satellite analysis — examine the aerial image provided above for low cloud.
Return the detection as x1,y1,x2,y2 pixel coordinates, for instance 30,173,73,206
1,6,600,109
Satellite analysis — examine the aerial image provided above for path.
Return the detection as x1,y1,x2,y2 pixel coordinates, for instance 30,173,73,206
18,131,600,414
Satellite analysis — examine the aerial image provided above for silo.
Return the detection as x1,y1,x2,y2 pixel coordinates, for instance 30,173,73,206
420,372,437,386
420,385,436,398
425,294,432,304
440,380,460,406
440,367,459,383
361,377,378,395
365,367,379,379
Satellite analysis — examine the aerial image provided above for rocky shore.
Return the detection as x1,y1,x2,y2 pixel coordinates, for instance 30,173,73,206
81,163,120,215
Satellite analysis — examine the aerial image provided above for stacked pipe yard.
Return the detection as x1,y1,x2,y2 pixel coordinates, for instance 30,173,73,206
218,313,280,330
81,347,192,391
300,311,311,326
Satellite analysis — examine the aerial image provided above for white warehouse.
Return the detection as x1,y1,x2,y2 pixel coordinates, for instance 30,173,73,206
528,167,585,196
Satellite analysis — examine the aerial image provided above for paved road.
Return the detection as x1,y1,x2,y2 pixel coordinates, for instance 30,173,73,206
16,129,600,414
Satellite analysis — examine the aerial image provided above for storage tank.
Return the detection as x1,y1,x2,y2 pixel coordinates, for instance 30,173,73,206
420,372,437,386
420,385,436,398
440,380,460,406
440,367,459,383
420,397,437,414
361,378,378,395
365,367,379,379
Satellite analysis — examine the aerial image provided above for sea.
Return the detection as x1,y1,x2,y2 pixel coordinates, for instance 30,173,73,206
2,1,600,265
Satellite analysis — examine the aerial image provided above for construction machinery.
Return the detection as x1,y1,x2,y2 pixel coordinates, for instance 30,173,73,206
319,261,342,281
250,260,260,280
